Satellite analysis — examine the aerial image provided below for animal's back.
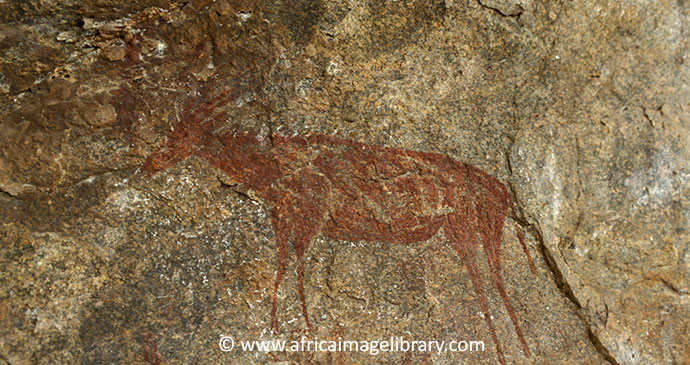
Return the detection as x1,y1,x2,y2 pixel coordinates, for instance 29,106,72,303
275,134,497,244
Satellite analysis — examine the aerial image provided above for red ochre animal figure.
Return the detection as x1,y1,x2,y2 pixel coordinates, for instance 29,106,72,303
141,88,538,364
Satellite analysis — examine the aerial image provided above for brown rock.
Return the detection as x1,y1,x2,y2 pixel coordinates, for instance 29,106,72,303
48,79,75,101
0,0,687,364
102,40,128,61
79,102,117,127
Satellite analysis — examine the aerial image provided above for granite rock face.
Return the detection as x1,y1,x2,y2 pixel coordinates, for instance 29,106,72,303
1,0,688,364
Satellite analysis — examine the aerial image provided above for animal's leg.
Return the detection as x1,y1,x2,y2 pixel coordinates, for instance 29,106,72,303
477,197,531,357
287,172,330,331
292,220,322,331
445,216,506,365
269,208,320,332
270,169,331,331
270,196,293,333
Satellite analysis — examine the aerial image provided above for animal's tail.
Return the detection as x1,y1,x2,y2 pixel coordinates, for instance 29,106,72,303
509,199,538,276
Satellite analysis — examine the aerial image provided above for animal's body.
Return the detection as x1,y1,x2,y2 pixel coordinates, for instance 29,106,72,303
141,89,537,364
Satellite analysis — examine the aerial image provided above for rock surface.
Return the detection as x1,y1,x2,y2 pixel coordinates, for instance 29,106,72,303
1,0,688,364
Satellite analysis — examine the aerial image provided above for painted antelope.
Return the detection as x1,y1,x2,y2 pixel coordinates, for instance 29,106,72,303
140,88,538,364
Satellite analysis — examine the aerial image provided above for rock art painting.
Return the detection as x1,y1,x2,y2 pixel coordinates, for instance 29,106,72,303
140,88,539,364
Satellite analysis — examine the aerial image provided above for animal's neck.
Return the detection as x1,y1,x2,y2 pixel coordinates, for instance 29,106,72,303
199,133,281,194
236,145,279,192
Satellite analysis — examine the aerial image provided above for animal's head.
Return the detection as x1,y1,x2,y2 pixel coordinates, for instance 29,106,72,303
139,87,239,177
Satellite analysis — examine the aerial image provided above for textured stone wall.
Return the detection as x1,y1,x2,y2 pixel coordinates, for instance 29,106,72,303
1,0,688,363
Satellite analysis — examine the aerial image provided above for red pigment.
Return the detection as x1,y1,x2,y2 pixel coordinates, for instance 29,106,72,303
141,89,538,364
